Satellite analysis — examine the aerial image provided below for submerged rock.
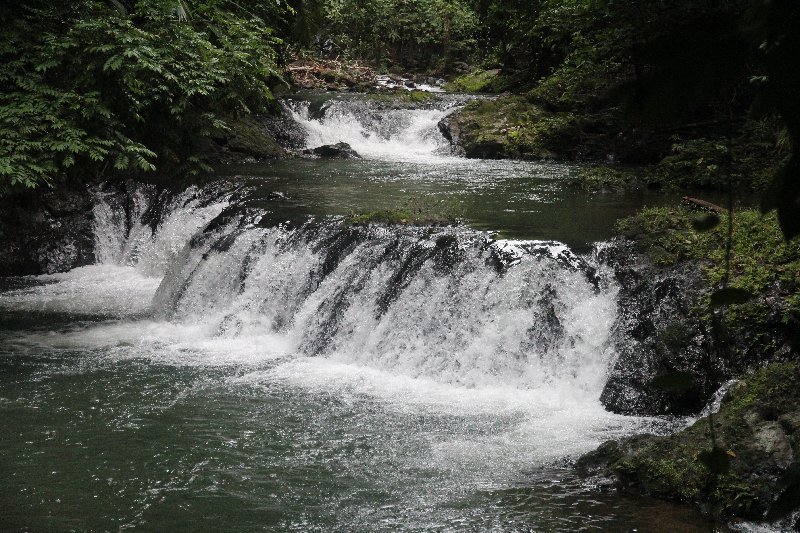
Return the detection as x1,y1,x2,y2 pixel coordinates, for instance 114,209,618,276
303,142,361,159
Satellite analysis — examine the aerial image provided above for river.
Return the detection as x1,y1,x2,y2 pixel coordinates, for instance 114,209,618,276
0,93,735,531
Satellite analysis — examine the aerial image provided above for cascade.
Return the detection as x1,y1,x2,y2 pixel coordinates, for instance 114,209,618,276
80,186,620,398
282,96,464,161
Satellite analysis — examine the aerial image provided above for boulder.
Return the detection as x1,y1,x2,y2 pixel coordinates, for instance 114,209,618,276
303,142,361,159
208,116,287,163
578,361,800,522
0,186,95,276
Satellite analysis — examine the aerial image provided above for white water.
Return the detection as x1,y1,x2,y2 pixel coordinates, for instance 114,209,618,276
0,183,660,459
285,99,458,162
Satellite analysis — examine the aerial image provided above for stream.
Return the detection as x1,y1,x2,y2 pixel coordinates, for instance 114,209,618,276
0,93,738,531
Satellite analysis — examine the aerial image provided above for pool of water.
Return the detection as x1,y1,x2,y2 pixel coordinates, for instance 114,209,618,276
222,158,697,253
0,312,726,532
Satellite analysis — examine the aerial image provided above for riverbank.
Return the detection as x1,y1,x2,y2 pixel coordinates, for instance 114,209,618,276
436,79,786,196
579,205,800,525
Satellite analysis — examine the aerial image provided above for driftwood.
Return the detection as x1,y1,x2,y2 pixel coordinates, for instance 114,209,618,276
682,196,725,213
286,54,376,90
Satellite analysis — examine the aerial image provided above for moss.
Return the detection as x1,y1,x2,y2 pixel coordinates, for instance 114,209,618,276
446,97,583,159
215,116,286,160
444,69,508,93
615,207,799,374
615,206,701,266
366,89,439,105
723,361,800,416
593,361,800,519
571,165,637,192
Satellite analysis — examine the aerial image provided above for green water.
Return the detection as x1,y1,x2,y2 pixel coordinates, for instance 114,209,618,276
222,158,697,252
1,323,724,532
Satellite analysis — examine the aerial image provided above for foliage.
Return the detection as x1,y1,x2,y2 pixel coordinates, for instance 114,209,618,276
645,126,788,191
320,0,477,66
0,0,287,194
571,165,636,193
617,207,800,323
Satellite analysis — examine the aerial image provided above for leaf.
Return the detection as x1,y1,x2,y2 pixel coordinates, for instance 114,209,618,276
108,0,128,16
710,287,753,307
697,447,731,474
691,213,721,232
650,371,694,391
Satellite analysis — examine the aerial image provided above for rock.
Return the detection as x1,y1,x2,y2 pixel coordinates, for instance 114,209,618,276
598,207,798,417
578,361,800,522
598,238,722,415
437,116,458,144
778,411,800,434
438,97,578,160
303,142,361,159
207,116,287,163
0,186,95,276
752,421,794,468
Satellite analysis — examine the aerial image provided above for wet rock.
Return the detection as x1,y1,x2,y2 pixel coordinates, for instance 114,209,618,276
579,361,800,522
0,186,95,276
599,238,722,416
303,142,361,159
437,116,460,144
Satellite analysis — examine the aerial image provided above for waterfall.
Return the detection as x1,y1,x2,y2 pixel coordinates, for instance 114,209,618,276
92,182,231,277
283,97,463,161
59,184,618,398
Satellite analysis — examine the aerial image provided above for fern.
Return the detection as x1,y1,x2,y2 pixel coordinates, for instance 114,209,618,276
0,0,287,193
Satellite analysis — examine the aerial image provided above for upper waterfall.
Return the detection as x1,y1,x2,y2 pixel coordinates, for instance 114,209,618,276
283,96,464,162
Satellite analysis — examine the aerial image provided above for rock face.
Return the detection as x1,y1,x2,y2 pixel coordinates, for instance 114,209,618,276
577,361,800,522
303,142,361,159
0,186,95,276
598,225,797,417
598,239,725,416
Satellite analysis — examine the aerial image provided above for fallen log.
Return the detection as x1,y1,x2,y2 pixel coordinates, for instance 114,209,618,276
682,196,725,213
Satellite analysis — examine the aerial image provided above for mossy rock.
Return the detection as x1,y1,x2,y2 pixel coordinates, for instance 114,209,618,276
209,116,286,162
570,165,638,192
440,96,582,159
366,90,440,107
580,361,800,520
444,68,509,94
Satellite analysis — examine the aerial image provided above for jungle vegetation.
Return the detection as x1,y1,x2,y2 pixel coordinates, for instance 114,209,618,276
1,0,798,238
